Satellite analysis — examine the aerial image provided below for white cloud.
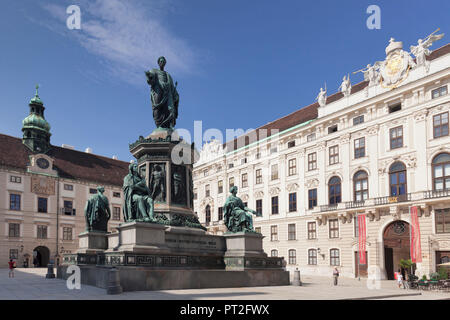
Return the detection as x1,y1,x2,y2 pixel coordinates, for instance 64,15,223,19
39,0,196,85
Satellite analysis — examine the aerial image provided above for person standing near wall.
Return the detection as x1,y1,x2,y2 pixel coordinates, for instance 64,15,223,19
8,259,16,278
333,267,340,286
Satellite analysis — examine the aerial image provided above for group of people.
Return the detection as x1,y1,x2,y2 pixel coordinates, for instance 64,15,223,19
395,269,410,289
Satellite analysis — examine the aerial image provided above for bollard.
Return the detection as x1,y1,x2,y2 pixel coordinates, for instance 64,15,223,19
292,268,302,286
106,267,123,295
45,263,56,279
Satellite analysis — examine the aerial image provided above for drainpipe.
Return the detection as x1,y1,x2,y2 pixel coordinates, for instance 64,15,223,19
56,177,60,264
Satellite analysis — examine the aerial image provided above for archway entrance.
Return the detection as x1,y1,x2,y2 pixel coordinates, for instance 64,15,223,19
383,220,410,280
33,246,50,267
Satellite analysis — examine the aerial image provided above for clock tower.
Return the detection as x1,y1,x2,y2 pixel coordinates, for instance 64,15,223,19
22,85,52,153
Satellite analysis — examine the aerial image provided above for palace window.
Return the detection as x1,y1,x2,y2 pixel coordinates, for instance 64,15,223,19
193,189,198,200
113,192,121,198
241,173,248,188
205,184,210,197
432,153,450,191
271,196,279,215
256,199,263,216
432,85,448,99
37,225,48,239
228,163,234,169
241,158,247,165
436,208,450,234
307,222,317,239
38,197,48,213
113,207,121,220
353,115,364,126
10,176,21,183
8,223,20,238
389,162,407,196
9,249,18,260
271,164,279,180
308,152,317,171
255,169,262,184
205,205,211,223
307,133,316,142
10,194,21,211
328,124,338,134
329,219,339,238
288,158,297,176
204,169,209,177
390,126,403,149
353,171,369,202
229,177,234,188
289,193,297,212
256,153,261,159
271,249,278,257
308,249,317,265
354,137,365,158
308,189,317,209
288,141,296,148
270,225,278,241
328,176,341,205
433,112,449,138
354,216,359,237
389,103,402,113
218,180,223,194
63,227,73,241
329,146,339,165
218,207,223,221
288,249,297,265
64,184,73,191
288,224,296,240
255,227,261,234
63,200,75,216
330,249,340,266
89,188,97,194
270,146,278,154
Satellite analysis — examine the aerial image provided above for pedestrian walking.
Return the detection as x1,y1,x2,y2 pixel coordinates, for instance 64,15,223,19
333,267,339,286
403,274,410,290
396,269,403,288
8,259,16,278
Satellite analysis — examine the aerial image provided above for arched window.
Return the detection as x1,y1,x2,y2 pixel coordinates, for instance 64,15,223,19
330,248,340,266
389,162,407,196
205,205,211,223
288,249,296,265
432,153,450,191
308,249,317,265
354,171,369,201
328,176,341,205
271,249,278,257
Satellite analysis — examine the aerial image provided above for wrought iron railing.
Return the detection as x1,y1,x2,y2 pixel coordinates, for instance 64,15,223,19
424,189,450,199
374,193,411,206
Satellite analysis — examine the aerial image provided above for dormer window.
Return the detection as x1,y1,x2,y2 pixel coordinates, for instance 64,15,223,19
288,141,296,148
389,103,402,113
307,133,316,142
328,125,338,134
353,115,364,125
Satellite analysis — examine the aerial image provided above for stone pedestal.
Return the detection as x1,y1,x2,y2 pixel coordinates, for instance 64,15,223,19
223,232,283,270
77,231,109,254
106,221,169,254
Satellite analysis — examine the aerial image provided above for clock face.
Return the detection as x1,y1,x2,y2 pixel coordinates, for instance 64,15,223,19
36,158,50,169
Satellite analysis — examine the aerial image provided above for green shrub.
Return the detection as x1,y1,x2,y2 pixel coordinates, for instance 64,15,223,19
430,272,439,280
438,267,448,280
421,275,427,281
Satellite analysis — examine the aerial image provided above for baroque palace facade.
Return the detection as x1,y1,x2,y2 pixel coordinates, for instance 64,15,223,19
0,88,128,268
193,37,450,280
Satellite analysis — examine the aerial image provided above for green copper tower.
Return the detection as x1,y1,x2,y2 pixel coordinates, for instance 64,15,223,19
22,85,51,153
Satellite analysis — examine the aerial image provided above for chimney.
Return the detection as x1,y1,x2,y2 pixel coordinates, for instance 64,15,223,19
61,144,75,150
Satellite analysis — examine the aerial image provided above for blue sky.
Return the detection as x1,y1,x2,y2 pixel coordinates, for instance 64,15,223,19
0,0,449,162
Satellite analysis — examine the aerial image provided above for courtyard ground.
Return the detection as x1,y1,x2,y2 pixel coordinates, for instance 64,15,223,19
0,268,448,300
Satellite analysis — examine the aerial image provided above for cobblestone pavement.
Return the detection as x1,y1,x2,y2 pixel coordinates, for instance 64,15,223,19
0,268,448,300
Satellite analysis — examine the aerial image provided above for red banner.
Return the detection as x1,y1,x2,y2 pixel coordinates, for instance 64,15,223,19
358,214,366,265
410,206,422,263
